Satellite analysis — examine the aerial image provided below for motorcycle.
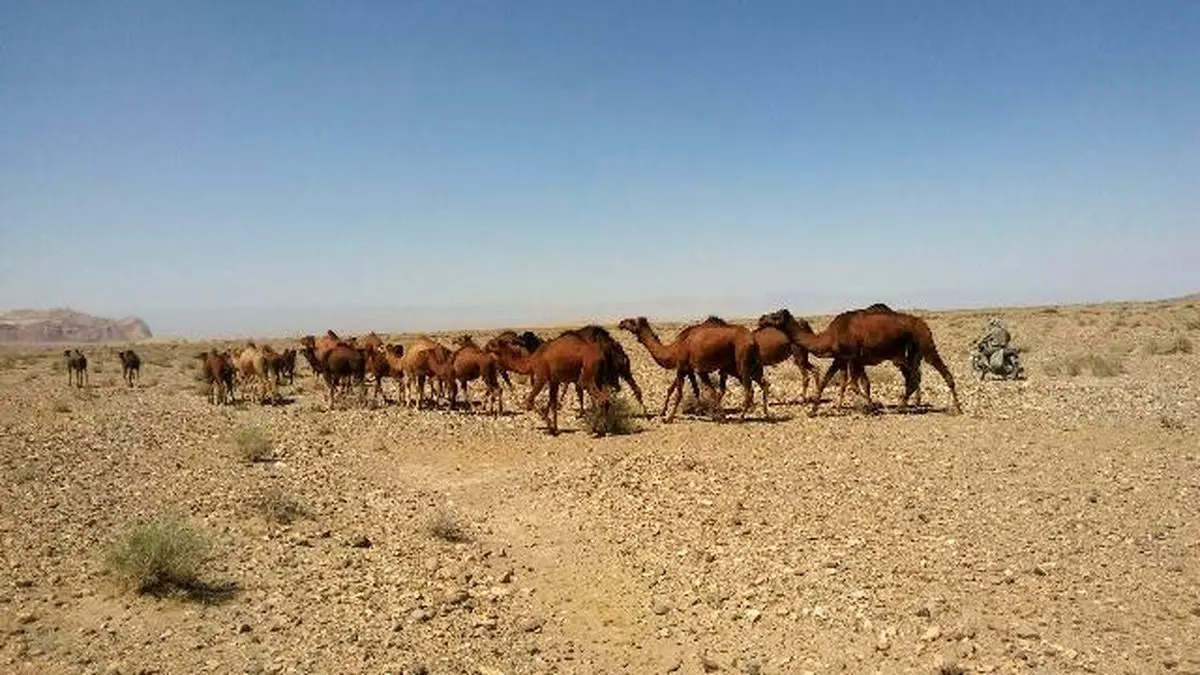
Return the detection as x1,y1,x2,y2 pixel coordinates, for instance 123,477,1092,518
972,346,1024,380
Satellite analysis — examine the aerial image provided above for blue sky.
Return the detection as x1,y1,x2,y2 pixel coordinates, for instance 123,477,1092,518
2,0,1197,336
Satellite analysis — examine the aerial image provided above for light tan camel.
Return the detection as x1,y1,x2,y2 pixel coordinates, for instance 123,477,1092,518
447,335,504,416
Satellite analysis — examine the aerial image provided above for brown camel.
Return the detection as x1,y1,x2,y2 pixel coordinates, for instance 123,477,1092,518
489,330,544,390
363,344,406,405
758,308,961,416
553,325,645,415
300,342,366,408
447,336,504,415
195,350,235,405
63,349,88,388
276,348,298,385
617,316,768,422
485,332,614,436
116,349,141,387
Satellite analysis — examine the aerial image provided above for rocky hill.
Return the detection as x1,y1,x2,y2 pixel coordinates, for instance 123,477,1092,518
0,308,152,343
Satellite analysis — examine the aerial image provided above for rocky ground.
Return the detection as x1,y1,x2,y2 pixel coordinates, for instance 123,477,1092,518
2,300,1198,675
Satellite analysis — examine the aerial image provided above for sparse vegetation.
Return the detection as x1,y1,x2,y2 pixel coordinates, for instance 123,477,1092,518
1143,334,1193,355
51,401,72,414
234,426,275,463
427,507,471,543
1045,353,1126,377
582,394,640,436
253,487,309,524
1160,414,1187,431
106,514,208,595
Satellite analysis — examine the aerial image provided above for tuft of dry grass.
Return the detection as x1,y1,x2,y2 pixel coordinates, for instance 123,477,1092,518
107,514,208,595
1143,334,1193,356
253,487,309,524
1045,353,1125,378
51,401,72,414
582,394,640,436
427,507,471,543
233,426,275,463
1159,414,1187,431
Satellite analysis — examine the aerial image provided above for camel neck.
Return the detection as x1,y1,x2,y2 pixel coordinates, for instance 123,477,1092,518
636,327,677,368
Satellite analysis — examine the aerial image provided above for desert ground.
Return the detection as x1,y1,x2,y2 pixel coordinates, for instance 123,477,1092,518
2,300,1198,675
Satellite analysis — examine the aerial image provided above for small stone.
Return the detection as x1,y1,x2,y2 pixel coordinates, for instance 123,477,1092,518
408,608,432,623
348,535,372,549
444,588,470,605
519,617,544,633
499,568,514,584
921,625,942,642
665,658,682,672
237,623,252,634
700,653,722,672
744,609,762,623
16,613,36,625
876,634,891,652
653,601,671,616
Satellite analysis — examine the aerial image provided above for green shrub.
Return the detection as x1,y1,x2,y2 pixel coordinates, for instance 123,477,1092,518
107,515,207,594
253,487,309,524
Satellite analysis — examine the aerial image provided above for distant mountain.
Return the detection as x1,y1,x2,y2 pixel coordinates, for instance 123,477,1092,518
0,308,153,344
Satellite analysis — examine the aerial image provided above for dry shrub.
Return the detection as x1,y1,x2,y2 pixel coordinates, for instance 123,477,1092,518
234,426,275,463
51,401,72,414
582,394,640,436
1144,334,1193,356
1045,353,1125,377
107,514,208,594
1160,414,1187,431
427,507,471,543
1184,317,1200,331
253,487,309,524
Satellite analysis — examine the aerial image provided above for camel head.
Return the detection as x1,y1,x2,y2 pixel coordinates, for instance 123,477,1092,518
325,329,340,340
617,317,650,334
63,349,73,357
758,309,807,336
517,331,544,352
387,344,404,357
299,335,317,349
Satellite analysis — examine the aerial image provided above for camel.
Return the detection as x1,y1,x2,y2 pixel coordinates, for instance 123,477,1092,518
117,350,141,387
758,308,961,416
446,335,504,416
555,325,645,415
63,349,88,388
233,342,281,404
276,348,298,385
358,332,384,353
485,332,614,436
397,336,450,408
363,344,406,406
195,350,235,405
300,342,366,408
617,316,769,422
490,330,544,390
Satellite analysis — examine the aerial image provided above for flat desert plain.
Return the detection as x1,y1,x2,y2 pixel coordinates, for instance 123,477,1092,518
2,300,1199,675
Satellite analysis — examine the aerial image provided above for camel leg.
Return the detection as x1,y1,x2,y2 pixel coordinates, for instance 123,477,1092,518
810,359,845,416
547,380,560,436
622,371,646,415
922,348,960,414
665,370,690,423
850,362,879,413
575,383,585,416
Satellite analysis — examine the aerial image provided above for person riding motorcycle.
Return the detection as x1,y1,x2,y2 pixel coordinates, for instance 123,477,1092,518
973,318,1022,379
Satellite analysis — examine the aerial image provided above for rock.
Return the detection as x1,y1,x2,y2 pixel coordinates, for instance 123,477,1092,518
701,653,722,672
16,613,36,625
653,600,672,616
477,667,505,675
348,535,372,549
876,633,891,652
921,625,942,642
519,617,545,633
237,623,252,634
408,608,432,623
665,658,682,672
744,609,762,623
443,588,470,605
403,664,429,675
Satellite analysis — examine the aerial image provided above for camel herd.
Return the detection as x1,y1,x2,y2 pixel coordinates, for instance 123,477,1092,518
179,303,962,436
53,304,961,435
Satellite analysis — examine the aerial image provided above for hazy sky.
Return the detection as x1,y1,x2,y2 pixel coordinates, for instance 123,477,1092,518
2,1,1197,336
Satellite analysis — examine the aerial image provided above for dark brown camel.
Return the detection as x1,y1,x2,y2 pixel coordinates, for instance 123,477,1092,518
616,316,768,422
490,330,545,390
276,348,297,385
447,336,504,416
485,332,614,436
759,308,961,416
195,350,235,405
300,342,367,408
117,349,141,387
63,349,88,388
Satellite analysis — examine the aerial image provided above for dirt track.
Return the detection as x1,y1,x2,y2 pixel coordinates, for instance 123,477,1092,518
2,300,1198,674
